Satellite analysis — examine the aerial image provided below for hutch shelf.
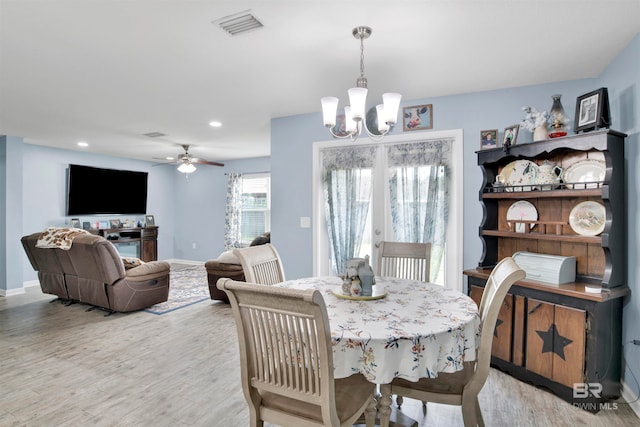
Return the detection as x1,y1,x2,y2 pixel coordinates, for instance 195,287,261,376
463,129,629,411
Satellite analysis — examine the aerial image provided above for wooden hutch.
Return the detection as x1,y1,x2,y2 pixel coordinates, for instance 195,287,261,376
463,129,629,411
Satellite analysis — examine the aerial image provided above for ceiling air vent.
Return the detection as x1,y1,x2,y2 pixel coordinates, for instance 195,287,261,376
213,10,263,36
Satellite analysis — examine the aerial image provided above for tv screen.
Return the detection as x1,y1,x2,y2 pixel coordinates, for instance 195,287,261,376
66,164,148,215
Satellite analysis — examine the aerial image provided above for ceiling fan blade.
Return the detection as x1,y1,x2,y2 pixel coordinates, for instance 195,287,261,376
192,158,225,167
151,161,177,167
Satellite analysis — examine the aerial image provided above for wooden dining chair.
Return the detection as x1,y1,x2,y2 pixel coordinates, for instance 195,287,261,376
389,257,525,427
217,278,377,427
233,243,286,285
376,241,431,282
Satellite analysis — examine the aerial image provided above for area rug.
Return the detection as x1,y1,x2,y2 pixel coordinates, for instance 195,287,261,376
144,263,209,314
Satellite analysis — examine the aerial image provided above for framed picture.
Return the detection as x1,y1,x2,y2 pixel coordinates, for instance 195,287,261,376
82,221,91,230
109,219,121,229
145,215,155,226
98,221,109,229
480,129,499,149
403,104,433,132
503,124,519,148
575,87,610,133
70,218,80,228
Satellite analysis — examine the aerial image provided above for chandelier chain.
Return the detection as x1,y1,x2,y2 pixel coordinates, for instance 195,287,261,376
360,35,365,79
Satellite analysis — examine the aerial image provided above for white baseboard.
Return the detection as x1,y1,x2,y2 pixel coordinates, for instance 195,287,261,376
24,280,40,288
1,287,26,296
621,379,640,418
1,280,40,297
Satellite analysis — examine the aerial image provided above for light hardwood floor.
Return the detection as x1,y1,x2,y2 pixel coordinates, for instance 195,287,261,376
1,286,638,427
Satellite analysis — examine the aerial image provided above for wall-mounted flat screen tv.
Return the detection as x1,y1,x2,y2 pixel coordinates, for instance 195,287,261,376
66,164,148,215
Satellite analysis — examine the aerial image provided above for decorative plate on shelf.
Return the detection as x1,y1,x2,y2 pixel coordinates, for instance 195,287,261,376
569,201,605,236
331,286,387,301
500,160,538,192
506,201,538,233
562,159,606,189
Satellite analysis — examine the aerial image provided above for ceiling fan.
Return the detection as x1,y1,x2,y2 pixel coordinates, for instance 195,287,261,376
154,144,224,174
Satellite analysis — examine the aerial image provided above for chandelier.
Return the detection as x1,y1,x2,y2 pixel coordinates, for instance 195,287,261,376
321,26,401,141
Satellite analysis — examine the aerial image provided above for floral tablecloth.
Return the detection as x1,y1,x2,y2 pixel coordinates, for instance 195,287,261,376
276,276,480,384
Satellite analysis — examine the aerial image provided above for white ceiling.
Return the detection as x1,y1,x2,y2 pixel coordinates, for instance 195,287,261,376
1,1,639,164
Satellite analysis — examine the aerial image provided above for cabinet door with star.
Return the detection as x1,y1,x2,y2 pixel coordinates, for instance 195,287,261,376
526,299,586,387
470,285,513,362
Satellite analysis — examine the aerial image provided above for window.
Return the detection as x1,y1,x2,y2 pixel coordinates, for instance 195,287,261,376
240,174,270,245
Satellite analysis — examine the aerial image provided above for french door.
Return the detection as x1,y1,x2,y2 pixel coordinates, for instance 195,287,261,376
312,129,464,290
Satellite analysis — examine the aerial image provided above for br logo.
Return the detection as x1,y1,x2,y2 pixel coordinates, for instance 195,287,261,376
573,382,603,399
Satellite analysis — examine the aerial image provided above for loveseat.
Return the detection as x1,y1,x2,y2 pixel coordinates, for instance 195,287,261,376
21,229,171,312
204,232,270,302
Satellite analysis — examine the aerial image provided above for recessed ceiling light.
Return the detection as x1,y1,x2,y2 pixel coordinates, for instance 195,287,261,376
77,141,89,147
166,157,175,160
209,121,222,127
143,132,166,138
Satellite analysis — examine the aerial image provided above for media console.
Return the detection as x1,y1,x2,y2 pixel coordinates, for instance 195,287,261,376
90,226,158,262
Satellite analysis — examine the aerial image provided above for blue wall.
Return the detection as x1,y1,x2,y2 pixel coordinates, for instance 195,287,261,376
599,33,640,404
1,136,24,293
171,156,270,262
14,143,270,282
18,144,178,281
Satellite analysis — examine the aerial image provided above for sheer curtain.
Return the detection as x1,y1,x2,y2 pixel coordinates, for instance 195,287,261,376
224,173,243,250
320,145,376,275
387,140,451,284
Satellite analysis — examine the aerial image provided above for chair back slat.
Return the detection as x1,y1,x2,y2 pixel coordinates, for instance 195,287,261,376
377,241,431,282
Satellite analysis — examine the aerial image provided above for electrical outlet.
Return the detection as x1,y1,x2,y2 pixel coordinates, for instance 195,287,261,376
192,242,196,249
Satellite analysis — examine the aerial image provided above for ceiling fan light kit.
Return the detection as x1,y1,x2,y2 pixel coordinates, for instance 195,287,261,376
321,26,402,141
153,144,224,174
177,162,197,174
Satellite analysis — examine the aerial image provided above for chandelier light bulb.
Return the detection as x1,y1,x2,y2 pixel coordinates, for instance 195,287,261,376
321,97,339,127
344,106,357,133
376,104,389,133
348,87,368,121
382,93,402,125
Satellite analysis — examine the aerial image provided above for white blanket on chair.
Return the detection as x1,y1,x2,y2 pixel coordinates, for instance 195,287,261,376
36,227,91,250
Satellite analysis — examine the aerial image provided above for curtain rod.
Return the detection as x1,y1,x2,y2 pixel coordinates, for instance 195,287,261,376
224,171,270,175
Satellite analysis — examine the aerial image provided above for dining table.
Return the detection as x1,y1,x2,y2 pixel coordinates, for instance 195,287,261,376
276,275,481,427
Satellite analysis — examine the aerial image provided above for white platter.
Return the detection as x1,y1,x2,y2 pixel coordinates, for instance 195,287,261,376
569,201,605,236
500,160,538,192
507,200,538,233
331,286,387,300
562,159,606,189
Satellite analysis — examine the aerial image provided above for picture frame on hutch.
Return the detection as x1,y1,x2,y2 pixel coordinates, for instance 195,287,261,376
480,129,499,149
402,104,433,131
574,87,610,133
70,218,80,228
145,215,155,226
502,124,519,149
